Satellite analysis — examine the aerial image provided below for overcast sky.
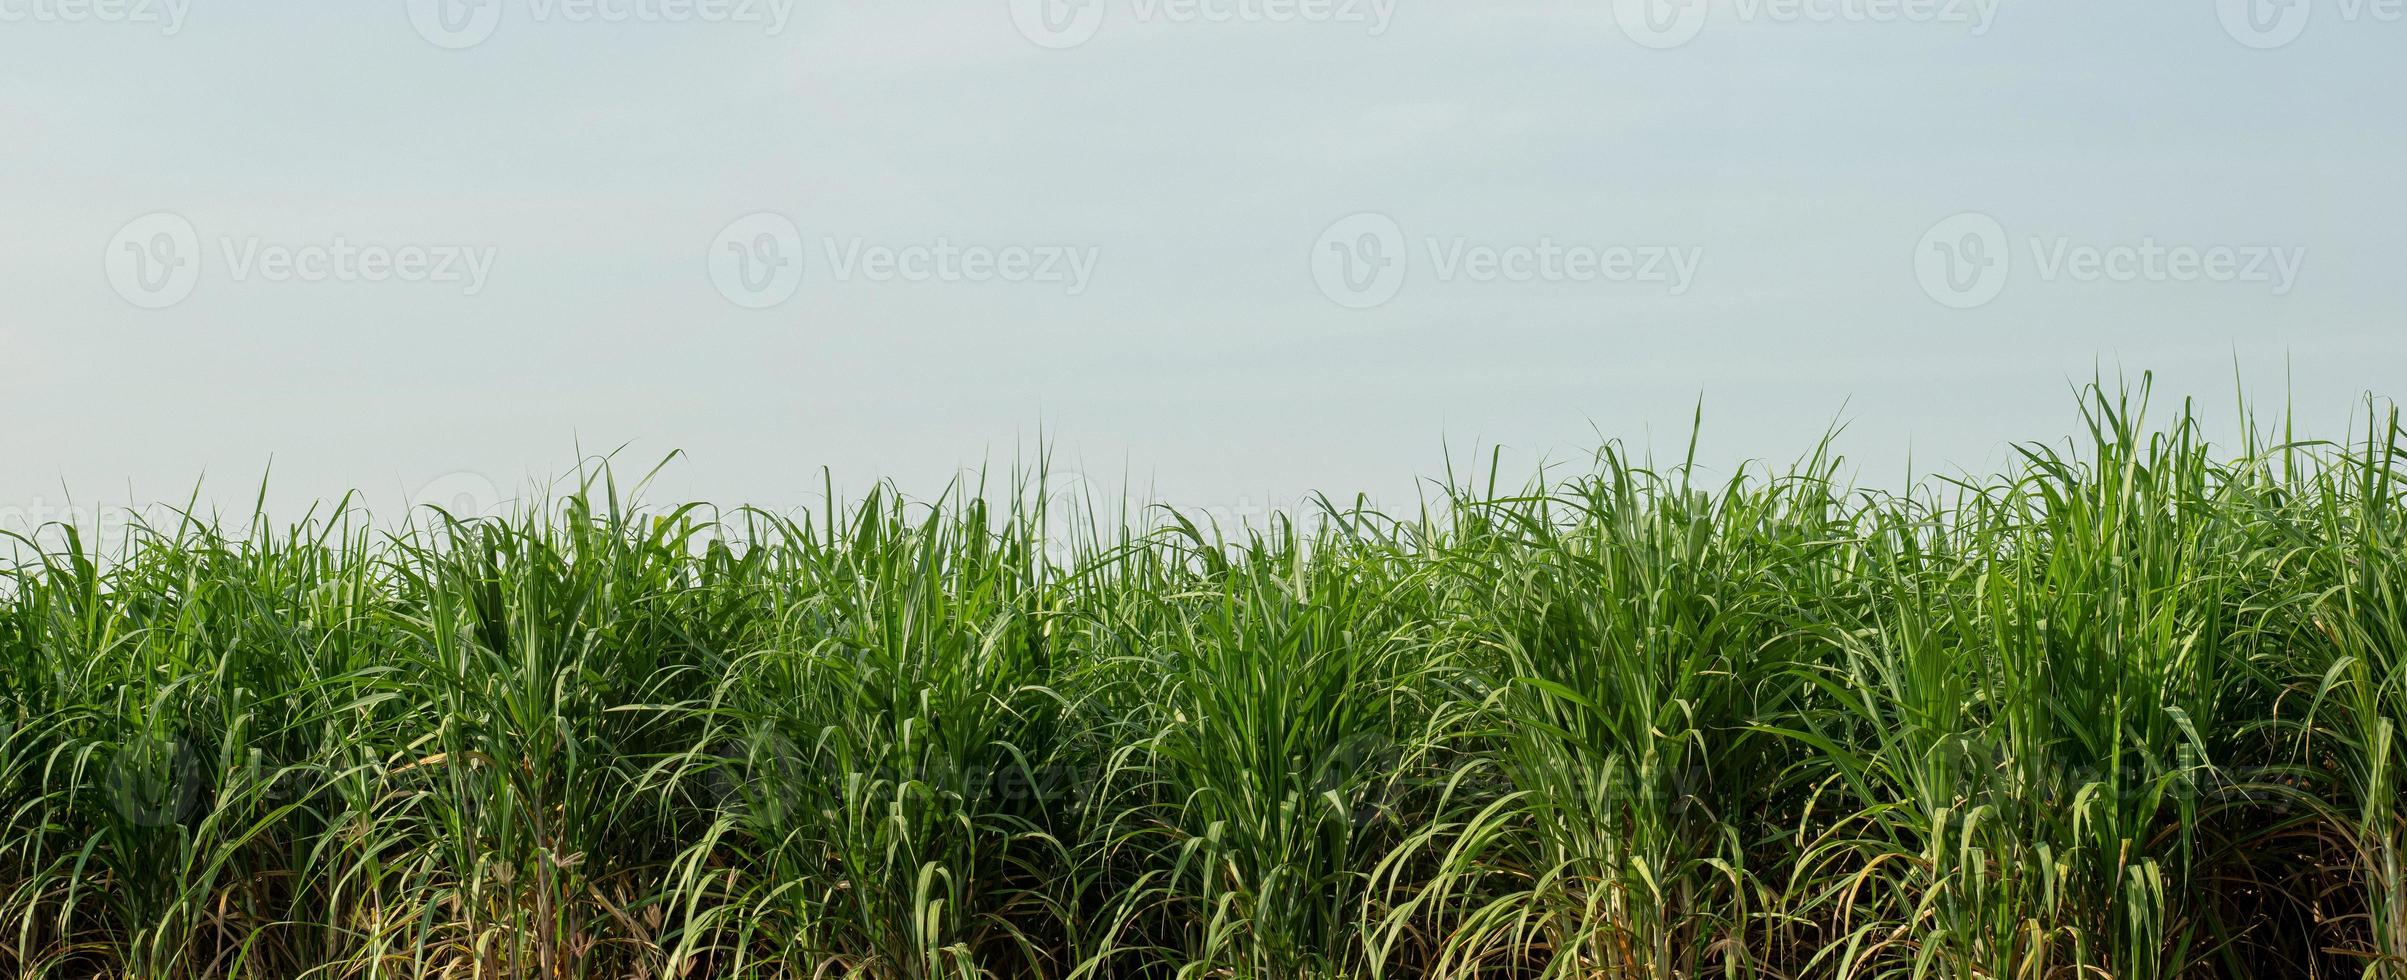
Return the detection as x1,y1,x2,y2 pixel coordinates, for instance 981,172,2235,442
3,1,2402,530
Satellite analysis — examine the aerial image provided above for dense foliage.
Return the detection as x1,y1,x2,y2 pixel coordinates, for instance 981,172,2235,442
2,385,2401,978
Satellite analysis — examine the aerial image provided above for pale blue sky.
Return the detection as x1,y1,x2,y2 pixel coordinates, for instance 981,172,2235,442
3,1,2402,525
